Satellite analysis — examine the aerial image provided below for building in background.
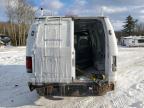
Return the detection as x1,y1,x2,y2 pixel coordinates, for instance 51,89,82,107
120,36,144,47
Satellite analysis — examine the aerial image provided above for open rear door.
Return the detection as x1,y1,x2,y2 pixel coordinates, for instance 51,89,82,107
104,17,118,83
33,17,75,83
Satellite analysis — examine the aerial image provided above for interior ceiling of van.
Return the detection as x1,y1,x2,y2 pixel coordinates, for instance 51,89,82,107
74,20,100,32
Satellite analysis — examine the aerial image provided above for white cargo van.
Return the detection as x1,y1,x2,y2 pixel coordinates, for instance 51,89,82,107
26,16,118,96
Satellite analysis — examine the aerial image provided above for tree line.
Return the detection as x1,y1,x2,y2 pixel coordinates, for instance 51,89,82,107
0,0,35,46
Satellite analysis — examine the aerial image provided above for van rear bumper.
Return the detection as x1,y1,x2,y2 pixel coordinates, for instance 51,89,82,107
28,81,115,96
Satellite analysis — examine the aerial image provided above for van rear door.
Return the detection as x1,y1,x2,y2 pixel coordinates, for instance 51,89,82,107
104,17,118,83
33,17,75,83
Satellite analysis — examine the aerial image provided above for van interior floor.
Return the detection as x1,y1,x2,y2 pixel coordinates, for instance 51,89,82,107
74,19,105,81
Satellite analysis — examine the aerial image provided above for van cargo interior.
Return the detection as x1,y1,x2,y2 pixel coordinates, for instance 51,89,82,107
74,19,105,80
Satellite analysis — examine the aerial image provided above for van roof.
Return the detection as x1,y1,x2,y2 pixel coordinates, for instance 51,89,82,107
35,16,107,20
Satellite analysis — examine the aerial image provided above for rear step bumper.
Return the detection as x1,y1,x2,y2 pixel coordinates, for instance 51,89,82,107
28,82,115,96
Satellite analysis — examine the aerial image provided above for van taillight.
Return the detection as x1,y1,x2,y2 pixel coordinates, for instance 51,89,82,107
26,56,32,73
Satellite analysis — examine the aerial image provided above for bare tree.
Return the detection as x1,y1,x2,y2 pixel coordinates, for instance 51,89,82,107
5,0,35,46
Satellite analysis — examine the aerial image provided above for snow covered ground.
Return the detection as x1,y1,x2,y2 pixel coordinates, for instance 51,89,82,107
0,46,144,108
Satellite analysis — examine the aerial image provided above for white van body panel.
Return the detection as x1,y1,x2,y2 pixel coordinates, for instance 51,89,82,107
104,18,118,83
26,16,118,85
26,24,38,82
26,24,37,56
32,18,75,83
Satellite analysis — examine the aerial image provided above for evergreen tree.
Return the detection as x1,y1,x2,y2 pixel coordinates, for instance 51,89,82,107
122,15,137,36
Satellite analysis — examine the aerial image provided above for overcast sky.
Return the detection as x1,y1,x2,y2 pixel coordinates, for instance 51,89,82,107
0,0,144,31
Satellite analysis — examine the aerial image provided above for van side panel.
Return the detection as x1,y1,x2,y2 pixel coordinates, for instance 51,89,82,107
104,18,118,83
33,18,75,83
26,24,38,82
26,24,37,57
